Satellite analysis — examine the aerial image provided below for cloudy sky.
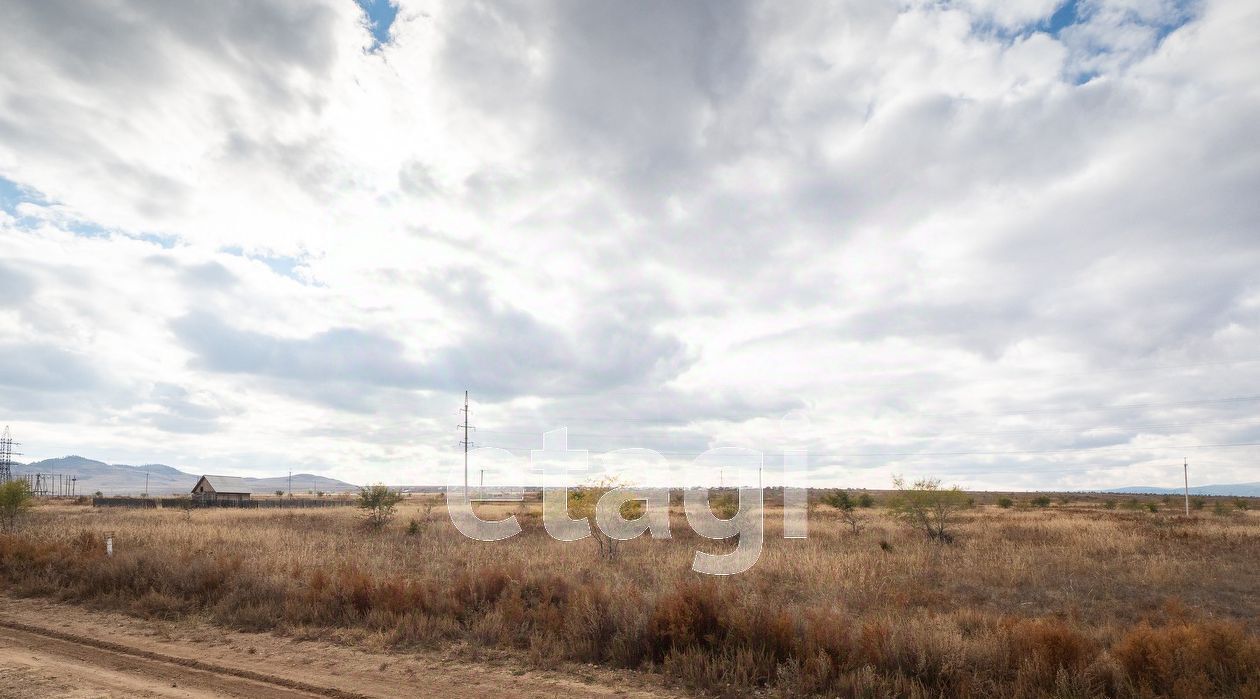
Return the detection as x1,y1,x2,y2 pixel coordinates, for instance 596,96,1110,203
1,0,1258,490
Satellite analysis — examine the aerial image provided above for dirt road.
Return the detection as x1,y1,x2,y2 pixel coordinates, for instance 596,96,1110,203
0,596,681,698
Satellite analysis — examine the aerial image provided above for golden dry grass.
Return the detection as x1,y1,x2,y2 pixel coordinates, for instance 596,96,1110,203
1,494,1258,698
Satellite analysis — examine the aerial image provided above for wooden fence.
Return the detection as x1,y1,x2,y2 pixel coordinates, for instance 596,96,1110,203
92,497,356,509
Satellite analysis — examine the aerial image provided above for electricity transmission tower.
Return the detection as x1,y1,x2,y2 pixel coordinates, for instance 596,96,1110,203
0,426,19,484
459,391,475,499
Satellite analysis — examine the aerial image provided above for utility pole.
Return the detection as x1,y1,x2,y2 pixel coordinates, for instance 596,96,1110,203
144,465,149,498
288,470,292,498
1183,457,1190,516
480,468,484,488
459,391,475,500
0,426,20,484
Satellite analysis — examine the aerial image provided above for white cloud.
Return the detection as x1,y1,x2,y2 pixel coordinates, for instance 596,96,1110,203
1,0,1258,490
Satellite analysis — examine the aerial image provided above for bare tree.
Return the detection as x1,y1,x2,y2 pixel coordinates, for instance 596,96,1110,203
568,477,644,561
821,490,866,535
888,476,967,543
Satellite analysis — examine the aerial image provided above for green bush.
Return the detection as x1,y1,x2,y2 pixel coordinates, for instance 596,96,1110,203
0,480,34,532
358,484,403,530
1031,496,1052,508
1103,499,1117,510
820,490,853,511
997,497,1014,509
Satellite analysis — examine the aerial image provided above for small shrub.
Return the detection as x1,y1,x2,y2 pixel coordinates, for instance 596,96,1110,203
1146,502,1159,513
1031,496,1052,508
646,581,727,660
857,493,875,508
1103,499,1117,510
1191,497,1206,511
878,539,893,552
997,497,1014,509
821,490,853,510
568,477,645,561
887,476,966,543
1010,618,1097,678
406,519,421,536
358,484,403,530
1235,499,1249,511
1112,621,1260,696
0,480,33,532
710,492,738,520
822,490,865,534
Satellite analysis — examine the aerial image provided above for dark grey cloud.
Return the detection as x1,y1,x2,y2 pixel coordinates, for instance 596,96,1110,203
182,261,238,289
172,311,427,387
169,270,694,406
0,0,357,231
139,382,226,434
2,0,343,102
0,261,35,306
0,343,99,392
435,0,755,209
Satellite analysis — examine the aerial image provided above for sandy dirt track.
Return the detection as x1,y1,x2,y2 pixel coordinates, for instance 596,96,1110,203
0,596,681,698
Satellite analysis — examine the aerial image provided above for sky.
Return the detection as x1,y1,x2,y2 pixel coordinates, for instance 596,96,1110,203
1,0,1258,491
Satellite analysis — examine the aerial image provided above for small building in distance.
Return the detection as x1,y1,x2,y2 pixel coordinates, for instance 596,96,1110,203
191,475,252,504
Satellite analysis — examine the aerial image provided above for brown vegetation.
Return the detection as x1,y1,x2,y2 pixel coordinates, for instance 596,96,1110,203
1,494,1257,697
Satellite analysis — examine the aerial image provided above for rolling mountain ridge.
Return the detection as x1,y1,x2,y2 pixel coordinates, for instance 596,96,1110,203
15,456,358,496
1103,483,1260,497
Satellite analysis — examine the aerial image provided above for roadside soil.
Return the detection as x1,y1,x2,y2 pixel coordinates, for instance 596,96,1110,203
0,595,682,698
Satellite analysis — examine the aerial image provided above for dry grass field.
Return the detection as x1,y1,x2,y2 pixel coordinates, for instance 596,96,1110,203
2,492,1258,698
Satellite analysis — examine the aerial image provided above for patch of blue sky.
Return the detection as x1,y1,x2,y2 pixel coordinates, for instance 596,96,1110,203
0,176,52,229
0,175,48,216
966,0,1197,85
221,245,311,283
1,175,180,245
354,0,398,51
137,232,179,249
1045,0,1080,36
971,0,1196,45
66,220,111,240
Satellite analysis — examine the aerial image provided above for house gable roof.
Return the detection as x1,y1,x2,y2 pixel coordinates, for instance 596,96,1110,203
192,475,252,495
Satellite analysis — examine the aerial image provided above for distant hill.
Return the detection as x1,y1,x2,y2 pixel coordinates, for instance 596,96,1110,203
1105,483,1260,497
15,456,358,496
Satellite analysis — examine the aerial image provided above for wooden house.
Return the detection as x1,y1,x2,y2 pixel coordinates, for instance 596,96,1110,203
191,475,252,504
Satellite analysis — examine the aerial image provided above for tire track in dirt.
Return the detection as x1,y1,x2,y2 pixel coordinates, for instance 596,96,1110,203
0,597,682,698
0,619,364,698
